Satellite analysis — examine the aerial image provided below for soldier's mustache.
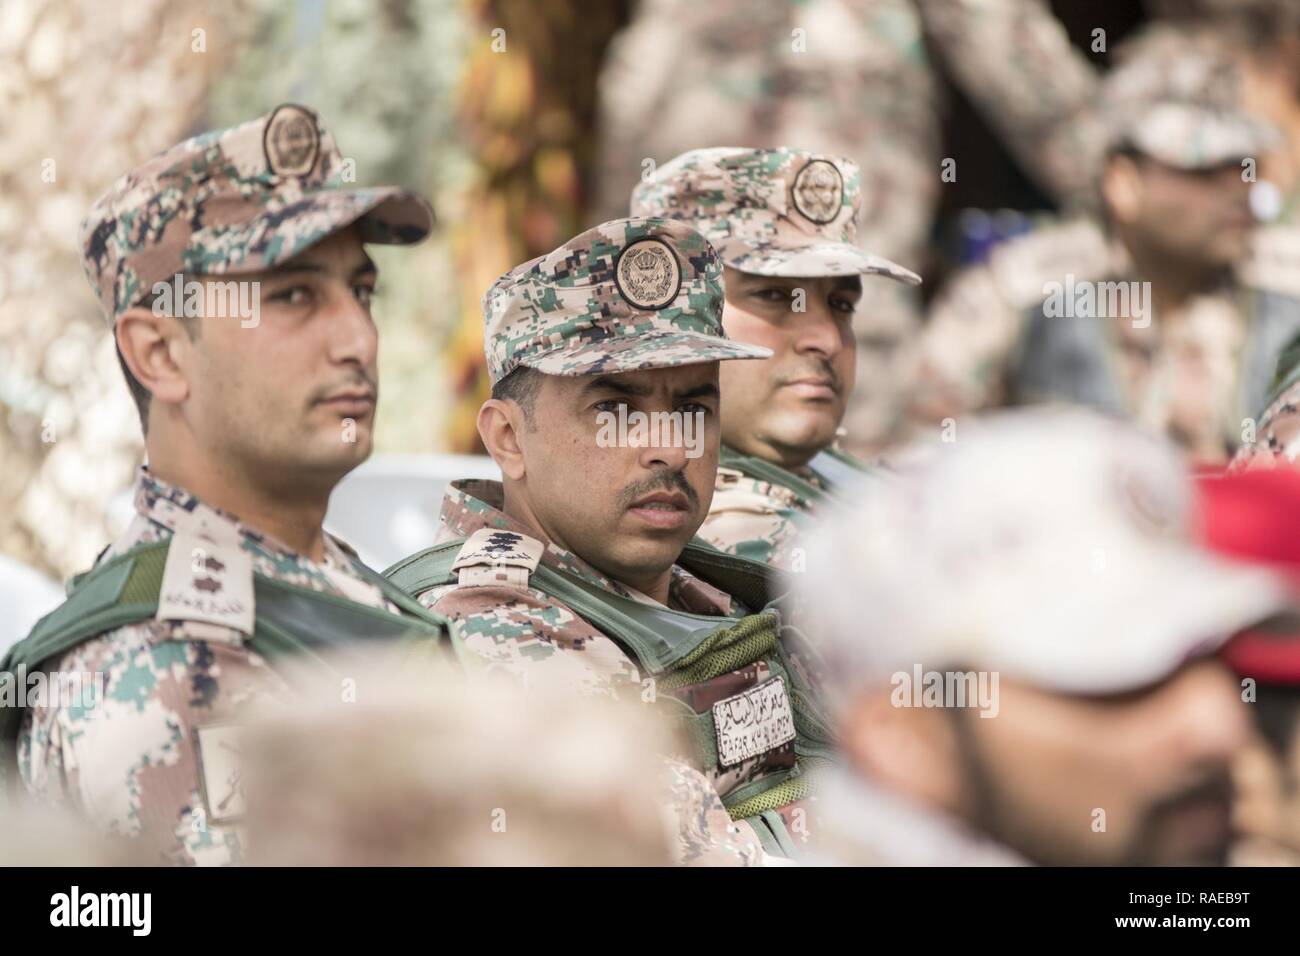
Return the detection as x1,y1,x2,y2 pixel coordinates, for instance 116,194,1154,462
777,361,841,394
618,472,699,511
309,370,378,404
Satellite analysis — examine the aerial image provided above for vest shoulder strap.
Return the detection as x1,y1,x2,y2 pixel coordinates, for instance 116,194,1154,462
386,535,775,675
5,541,171,677
2,538,459,744
719,446,826,506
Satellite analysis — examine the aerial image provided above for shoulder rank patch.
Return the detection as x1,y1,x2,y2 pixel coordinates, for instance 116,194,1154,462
451,528,544,589
157,530,256,635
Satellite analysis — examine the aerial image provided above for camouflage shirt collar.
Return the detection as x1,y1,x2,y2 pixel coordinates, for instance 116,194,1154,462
439,479,733,615
133,466,356,569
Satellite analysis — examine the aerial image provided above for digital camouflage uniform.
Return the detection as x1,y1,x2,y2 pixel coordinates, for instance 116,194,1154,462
3,105,444,865
915,27,1300,464
416,479,765,866
1230,325,1300,469
595,0,1106,453
16,470,414,865
632,147,915,568
388,217,835,863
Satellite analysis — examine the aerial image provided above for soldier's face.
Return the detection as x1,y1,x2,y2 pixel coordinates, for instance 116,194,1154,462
1110,155,1254,268
933,660,1247,865
186,227,380,485
719,268,860,467
1229,695,1300,865
514,364,721,590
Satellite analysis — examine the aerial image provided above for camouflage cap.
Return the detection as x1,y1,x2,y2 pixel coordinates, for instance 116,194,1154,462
80,103,434,323
630,147,920,284
482,216,772,386
1103,26,1278,169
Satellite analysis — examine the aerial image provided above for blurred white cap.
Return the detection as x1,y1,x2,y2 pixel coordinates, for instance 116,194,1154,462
788,408,1288,695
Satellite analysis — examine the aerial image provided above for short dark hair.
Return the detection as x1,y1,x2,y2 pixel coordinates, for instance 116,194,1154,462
491,365,543,425
117,278,201,433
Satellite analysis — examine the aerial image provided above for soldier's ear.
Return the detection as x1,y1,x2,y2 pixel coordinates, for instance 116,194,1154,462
478,398,526,480
116,306,192,408
1101,154,1143,226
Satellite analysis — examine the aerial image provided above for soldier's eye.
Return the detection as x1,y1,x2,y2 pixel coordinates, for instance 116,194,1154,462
269,286,311,306
354,284,377,307
594,399,629,414
831,296,859,314
755,288,789,302
679,402,712,416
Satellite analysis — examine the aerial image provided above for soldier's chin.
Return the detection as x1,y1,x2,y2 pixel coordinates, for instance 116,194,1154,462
301,429,373,474
763,406,842,457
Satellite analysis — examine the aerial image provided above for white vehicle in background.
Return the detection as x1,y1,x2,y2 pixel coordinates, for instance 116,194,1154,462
325,453,500,572
0,555,63,657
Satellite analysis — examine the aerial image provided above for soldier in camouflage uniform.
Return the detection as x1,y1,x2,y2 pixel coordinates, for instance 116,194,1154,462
1230,329,1300,469
595,0,1106,456
912,25,1300,465
0,105,456,865
386,217,838,862
631,147,920,570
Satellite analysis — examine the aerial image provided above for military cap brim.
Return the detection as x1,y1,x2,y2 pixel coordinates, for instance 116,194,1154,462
719,238,922,285
1120,106,1280,171
521,327,772,377
185,186,434,277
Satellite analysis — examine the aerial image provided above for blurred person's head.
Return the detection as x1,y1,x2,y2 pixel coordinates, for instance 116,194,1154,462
1196,467,1300,864
792,408,1288,865
476,218,770,597
1099,26,1275,271
0,797,147,866
631,148,920,469
82,104,432,500
241,652,680,865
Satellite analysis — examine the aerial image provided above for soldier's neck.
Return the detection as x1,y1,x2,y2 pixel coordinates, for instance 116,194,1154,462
501,486,673,604
722,433,817,471
146,444,332,563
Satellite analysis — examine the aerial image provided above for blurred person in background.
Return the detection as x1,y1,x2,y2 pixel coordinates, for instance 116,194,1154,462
632,147,920,570
595,0,1104,458
1195,467,1300,865
241,654,680,866
791,408,1288,865
1155,0,1300,224
912,24,1300,466
0,106,457,866
0,798,146,867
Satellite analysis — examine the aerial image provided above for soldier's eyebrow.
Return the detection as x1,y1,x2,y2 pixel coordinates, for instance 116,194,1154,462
579,376,652,398
675,383,720,402
734,272,799,287
271,252,378,280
